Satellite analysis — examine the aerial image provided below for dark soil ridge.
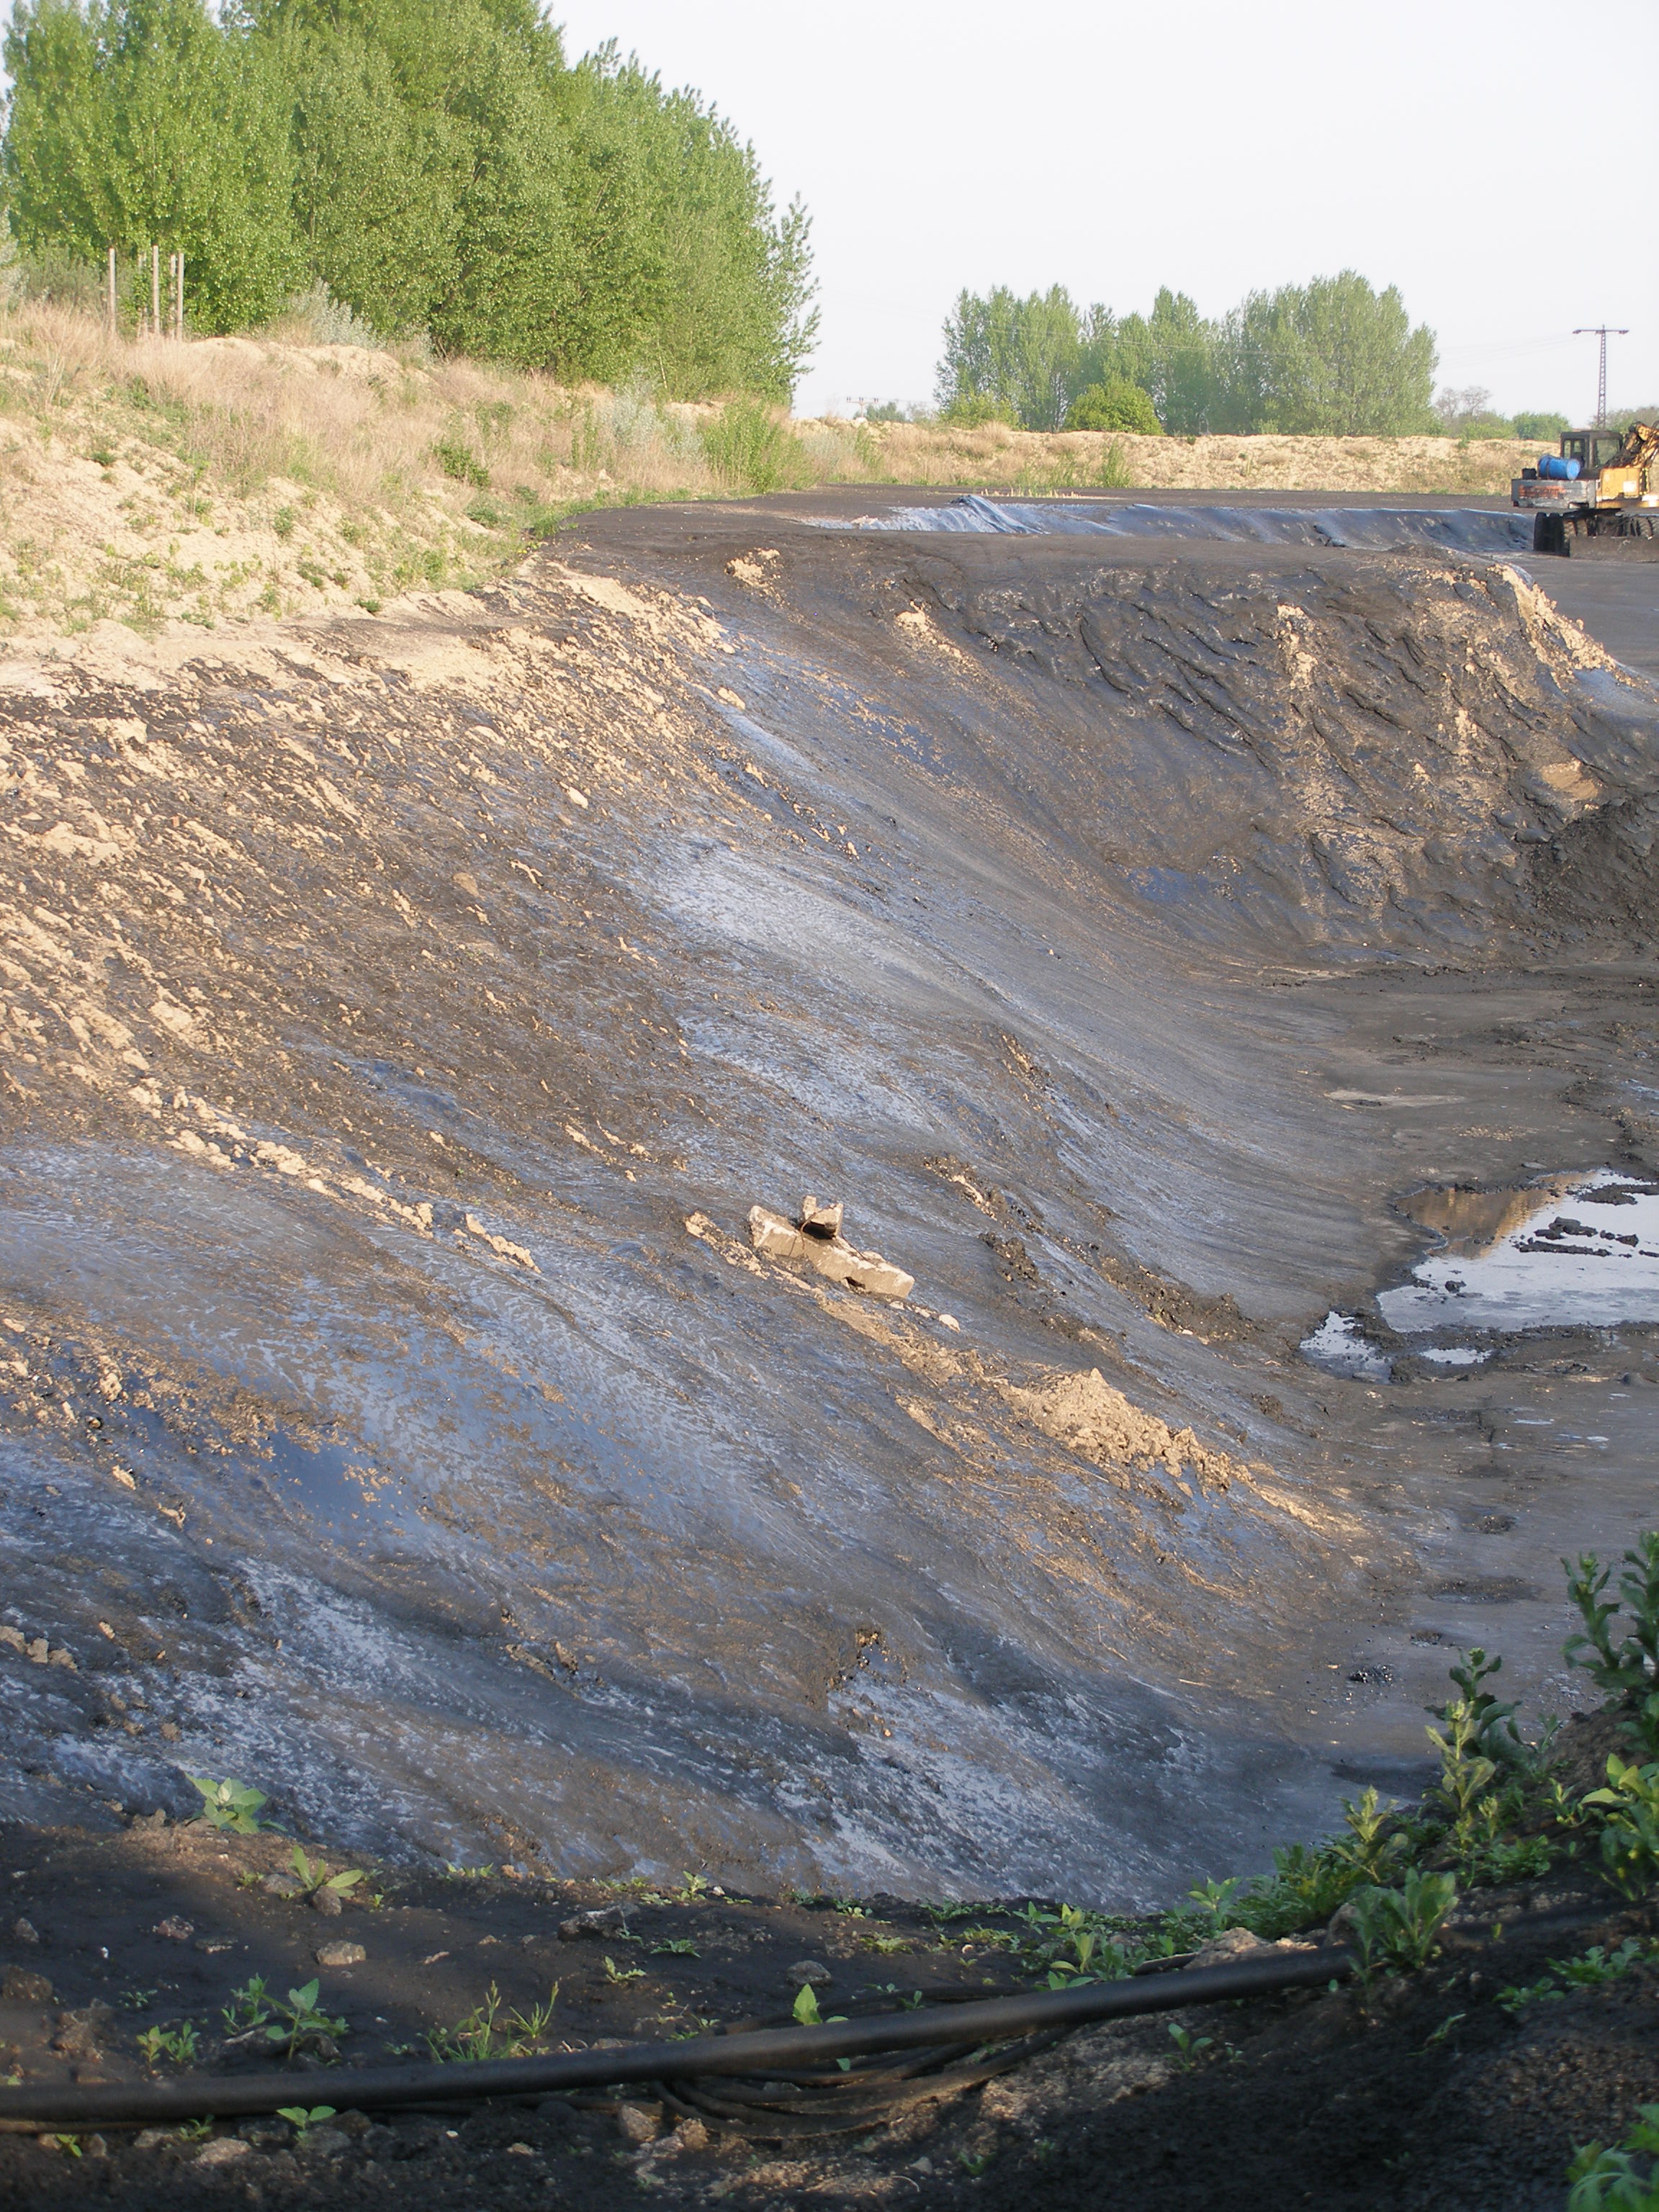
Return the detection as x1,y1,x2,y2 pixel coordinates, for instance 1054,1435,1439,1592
0,1709,1652,2212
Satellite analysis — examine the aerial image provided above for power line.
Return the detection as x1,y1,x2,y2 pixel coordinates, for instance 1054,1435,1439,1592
1573,325,1629,426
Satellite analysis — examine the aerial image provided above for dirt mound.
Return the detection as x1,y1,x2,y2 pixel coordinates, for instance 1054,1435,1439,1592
0,498,1653,1905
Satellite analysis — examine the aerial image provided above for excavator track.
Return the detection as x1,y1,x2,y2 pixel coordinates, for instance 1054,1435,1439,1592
1533,511,1659,559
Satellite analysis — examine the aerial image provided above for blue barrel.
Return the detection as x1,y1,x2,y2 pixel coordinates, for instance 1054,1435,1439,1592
1538,454,1581,480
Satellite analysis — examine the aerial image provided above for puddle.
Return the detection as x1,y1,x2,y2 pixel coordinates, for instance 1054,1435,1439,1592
1378,1169,1659,1334
1419,1346,1491,1368
1300,1310,1391,1380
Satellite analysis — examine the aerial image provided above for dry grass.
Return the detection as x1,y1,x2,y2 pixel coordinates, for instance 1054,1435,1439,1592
0,300,1537,644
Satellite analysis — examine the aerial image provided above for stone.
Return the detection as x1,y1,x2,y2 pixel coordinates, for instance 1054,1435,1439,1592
557,1905,628,1940
799,1195,843,1238
153,1917,194,1942
25,1637,48,1664
747,1204,914,1300
316,1941,366,1968
2,1965,53,2002
300,2127,350,2157
673,2116,710,2152
0,1625,22,1653
12,1917,39,1943
52,2002,114,2058
310,1884,344,1917
785,1959,832,1990
134,2129,171,2151
260,1872,302,1898
747,1205,806,1262
46,1647,76,1671
616,2102,661,2146
1185,1927,1316,1972
194,2138,250,2169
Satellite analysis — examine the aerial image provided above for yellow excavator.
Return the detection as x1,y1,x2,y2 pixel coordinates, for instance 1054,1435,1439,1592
1514,419,1659,557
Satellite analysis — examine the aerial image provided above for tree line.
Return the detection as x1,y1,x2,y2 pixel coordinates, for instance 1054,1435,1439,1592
935,275,1441,436
1,0,818,397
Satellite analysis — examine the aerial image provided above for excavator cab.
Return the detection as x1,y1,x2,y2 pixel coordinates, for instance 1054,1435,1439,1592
1560,429,1626,476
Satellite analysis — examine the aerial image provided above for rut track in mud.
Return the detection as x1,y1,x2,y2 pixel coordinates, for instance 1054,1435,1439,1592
0,493,1656,1904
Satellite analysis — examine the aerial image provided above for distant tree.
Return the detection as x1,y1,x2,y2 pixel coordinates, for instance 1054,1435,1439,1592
1065,377,1161,433
935,284,1082,431
1511,410,1570,441
1223,272,1436,434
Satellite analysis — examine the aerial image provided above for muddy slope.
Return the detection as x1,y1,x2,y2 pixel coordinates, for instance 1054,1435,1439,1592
0,501,1656,1900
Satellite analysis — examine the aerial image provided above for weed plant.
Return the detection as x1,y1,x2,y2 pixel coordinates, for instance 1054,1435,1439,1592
1570,2107,1659,2211
426,1984,559,2063
1567,1534,1659,1755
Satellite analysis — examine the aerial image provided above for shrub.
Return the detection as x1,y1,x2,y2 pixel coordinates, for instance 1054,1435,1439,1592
1347,1868,1457,1974
433,437,488,489
1584,1755,1659,1899
700,397,810,493
1065,379,1161,435
938,394,1004,429
1514,410,1570,441
1567,1533,1659,1756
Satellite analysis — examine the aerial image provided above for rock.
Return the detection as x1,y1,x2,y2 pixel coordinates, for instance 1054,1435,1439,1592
799,1195,843,1238
315,1941,366,1968
673,2116,710,2152
194,2138,250,2168
153,1917,194,1942
747,1205,807,1262
25,1637,48,1663
130,1809,168,1831
134,2129,171,2151
3,1966,53,2002
616,2102,661,2146
557,1905,628,1940
51,2002,114,2058
747,1204,914,1300
46,1647,76,1671
0,1625,22,1653
1186,1927,1317,1972
300,2127,350,2157
310,1884,344,1917
158,1720,179,1740
12,1917,39,1944
785,1959,832,1990
260,1872,302,1898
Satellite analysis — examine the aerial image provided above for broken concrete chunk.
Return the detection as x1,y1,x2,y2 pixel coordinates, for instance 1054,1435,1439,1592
799,1195,843,1239
557,1905,629,1941
747,1205,807,1262
747,1203,914,1301
786,1959,832,1989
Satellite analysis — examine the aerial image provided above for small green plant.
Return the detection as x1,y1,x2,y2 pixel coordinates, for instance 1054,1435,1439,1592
860,1934,909,1955
602,1955,644,1985
1569,2105,1659,2210
276,2105,336,2144
264,1979,347,2061
652,1939,698,1957
289,1844,366,1903
433,437,488,489
1584,1755,1659,1899
427,1984,559,2062
120,1986,157,2011
188,1775,267,1834
959,2148,993,2175
45,2134,82,2157
222,1975,274,2035
175,2117,214,2141
1500,1938,1647,2013
1423,2011,1465,2047
1347,1869,1457,1975
1166,2023,1213,2072
273,505,296,539
675,1871,710,1902
1568,1535,1659,1757
137,2020,199,2066
791,1983,848,2028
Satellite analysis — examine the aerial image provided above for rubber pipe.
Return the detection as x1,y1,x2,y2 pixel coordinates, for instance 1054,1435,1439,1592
0,1948,1351,2128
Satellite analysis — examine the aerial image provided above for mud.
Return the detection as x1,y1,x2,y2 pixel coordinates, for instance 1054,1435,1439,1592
1,490,1657,1905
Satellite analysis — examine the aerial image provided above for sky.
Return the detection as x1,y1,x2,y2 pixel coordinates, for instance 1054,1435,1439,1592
552,0,1656,423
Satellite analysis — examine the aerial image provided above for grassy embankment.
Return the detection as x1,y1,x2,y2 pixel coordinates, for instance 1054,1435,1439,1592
0,300,1539,643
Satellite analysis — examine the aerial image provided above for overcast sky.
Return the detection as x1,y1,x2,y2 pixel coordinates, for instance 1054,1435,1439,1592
553,0,1655,423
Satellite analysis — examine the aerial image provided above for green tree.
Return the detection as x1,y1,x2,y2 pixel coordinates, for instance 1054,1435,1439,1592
4,0,301,328
1220,271,1436,433
1065,377,1161,433
935,284,1083,430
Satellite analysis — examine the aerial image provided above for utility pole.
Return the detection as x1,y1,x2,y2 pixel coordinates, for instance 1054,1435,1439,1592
1573,324,1628,428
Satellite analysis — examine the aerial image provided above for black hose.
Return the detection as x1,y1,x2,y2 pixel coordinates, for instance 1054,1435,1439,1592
0,1947,1349,2128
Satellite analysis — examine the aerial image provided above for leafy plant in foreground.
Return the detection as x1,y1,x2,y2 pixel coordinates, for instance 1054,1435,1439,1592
1584,1756,1659,1899
1347,1869,1457,1977
289,1845,366,1904
1568,1535,1659,1757
1500,1938,1648,2013
276,2105,336,2144
189,1776,267,1834
1570,2105,1659,2210
136,2020,199,2066
426,1982,559,2063
264,1980,347,2062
